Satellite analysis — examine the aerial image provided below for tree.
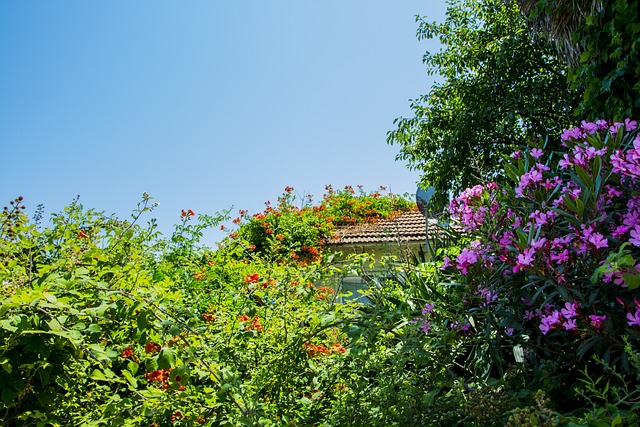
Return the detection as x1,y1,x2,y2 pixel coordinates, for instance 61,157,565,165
387,0,577,208
517,0,640,120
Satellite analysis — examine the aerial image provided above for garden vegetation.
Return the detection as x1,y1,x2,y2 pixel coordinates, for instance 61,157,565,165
2,0,640,425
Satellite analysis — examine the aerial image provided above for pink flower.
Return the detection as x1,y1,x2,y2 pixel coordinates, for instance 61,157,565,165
540,310,561,335
563,319,577,331
514,247,535,272
627,308,640,327
589,314,607,330
630,225,640,247
561,301,579,319
530,148,543,159
588,233,608,249
441,256,453,270
456,248,478,275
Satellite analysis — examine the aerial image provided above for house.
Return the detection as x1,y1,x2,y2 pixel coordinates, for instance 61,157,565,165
324,209,454,302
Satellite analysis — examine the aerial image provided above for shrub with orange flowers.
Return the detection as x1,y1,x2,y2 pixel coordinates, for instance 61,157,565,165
221,185,414,264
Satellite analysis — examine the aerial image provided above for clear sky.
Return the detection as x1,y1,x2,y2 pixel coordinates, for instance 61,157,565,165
1,1,447,244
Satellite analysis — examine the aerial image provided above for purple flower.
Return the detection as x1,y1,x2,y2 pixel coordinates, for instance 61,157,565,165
588,233,609,249
581,120,599,135
589,314,607,330
563,319,577,331
627,308,640,327
550,249,569,265
456,248,478,275
630,225,640,247
419,321,432,333
422,303,435,316
540,310,561,335
561,126,584,141
530,148,543,159
514,247,535,273
561,301,578,319
441,256,453,270
477,286,498,306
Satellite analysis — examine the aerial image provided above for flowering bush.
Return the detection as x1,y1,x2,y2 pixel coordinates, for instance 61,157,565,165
221,185,414,265
440,119,640,413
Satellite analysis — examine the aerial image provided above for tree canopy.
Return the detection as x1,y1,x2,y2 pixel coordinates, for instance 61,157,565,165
387,0,576,207
518,0,640,120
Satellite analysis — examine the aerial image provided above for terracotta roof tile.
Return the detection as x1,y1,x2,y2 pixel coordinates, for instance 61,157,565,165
329,210,451,245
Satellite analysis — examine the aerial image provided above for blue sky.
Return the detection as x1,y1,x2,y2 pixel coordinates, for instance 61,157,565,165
1,1,447,244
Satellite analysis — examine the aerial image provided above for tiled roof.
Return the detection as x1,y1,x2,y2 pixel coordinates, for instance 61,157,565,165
329,210,438,245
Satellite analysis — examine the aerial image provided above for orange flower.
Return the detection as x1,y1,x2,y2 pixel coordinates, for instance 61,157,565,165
202,312,216,322
230,232,239,239
145,342,161,354
77,229,88,239
238,314,250,322
244,273,260,284
121,346,134,358
251,316,263,332
145,368,171,383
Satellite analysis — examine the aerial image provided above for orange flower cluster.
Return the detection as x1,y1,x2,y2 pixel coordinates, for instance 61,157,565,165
301,245,319,256
238,315,263,332
304,342,346,357
145,342,161,354
202,312,216,322
146,368,172,388
244,273,260,284
121,346,135,359
315,286,334,300
180,209,195,218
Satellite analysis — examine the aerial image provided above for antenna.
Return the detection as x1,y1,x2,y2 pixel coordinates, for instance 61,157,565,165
416,187,435,255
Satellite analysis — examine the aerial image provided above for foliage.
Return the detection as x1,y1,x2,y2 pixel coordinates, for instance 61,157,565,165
435,119,640,417
0,192,358,426
387,0,576,208
222,185,414,264
519,0,640,120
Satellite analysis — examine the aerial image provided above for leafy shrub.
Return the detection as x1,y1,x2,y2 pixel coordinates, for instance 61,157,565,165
437,119,640,415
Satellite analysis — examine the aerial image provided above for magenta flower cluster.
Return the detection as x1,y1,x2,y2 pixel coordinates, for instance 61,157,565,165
443,119,640,341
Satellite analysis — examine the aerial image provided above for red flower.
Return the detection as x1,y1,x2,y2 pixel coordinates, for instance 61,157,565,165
121,346,134,358
145,342,161,354
77,229,88,239
145,368,171,383
244,273,260,284
251,316,263,332
202,312,216,322
230,232,239,239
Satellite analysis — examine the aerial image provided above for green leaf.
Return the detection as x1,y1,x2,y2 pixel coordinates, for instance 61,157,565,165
622,273,640,290
157,348,176,370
